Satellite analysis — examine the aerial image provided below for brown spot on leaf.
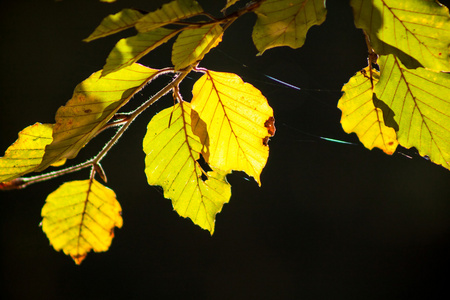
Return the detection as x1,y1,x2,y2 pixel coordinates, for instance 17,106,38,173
263,136,270,146
264,116,276,136
84,109,92,114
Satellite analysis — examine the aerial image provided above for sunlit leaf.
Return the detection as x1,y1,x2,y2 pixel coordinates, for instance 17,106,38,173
375,54,450,169
143,102,231,234
222,0,241,12
100,0,116,3
41,179,122,265
351,0,450,71
172,24,223,70
252,0,327,55
0,123,53,183
103,28,179,76
338,66,398,154
135,0,203,33
83,9,144,42
36,64,159,172
190,71,275,185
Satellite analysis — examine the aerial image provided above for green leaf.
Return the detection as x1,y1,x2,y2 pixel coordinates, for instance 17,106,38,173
41,179,123,265
135,0,203,33
83,9,144,42
375,54,450,170
0,123,53,182
252,0,327,55
103,28,179,76
338,66,398,155
191,71,275,185
350,0,450,71
143,102,231,234
36,64,159,172
172,24,223,70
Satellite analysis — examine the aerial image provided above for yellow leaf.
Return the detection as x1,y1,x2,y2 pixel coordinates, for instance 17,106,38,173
84,9,144,42
350,0,450,71
143,102,231,234
375,54,450,169
0,123,53,182
222,0,241,11
41,179,123,265
172,24,223,70
191,71,275,185
135,0,203,33
36,64,159,172
252,0,327,55
338,66,398,154
103,28,179,76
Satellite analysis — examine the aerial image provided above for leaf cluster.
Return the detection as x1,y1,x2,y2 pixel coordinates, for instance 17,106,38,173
0,0,449,264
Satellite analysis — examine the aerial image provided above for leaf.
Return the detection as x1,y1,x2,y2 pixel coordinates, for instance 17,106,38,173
375,54,450,170
143,102,231,234
0,123,53,183
222,0,241,12
41,179,123,265
135,0,203,33
172,24,223,70
252,0,327,55
83,9,144,42
103,28,179,76
36,64,159,172
350,0,450,71
338,66,398,154
190,71,275,185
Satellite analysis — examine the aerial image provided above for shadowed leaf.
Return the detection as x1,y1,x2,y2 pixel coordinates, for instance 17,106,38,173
376,54,450,169
143,102,231,234
136,0,203,33
351,0,450,71
338,66,398,154
84,9,144,42
0,123,53,183
252,0,327,55
172,24,223,70
103,28,179,76
41,179,123,265
191,71,275,185
36,64,159,172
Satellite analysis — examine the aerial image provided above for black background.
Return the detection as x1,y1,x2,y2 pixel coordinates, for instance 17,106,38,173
1,0,450,299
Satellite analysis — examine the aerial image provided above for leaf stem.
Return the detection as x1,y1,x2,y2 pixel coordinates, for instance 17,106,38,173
11,68,193,189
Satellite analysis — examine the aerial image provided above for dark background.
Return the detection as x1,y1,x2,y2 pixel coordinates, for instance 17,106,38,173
1,0,450,299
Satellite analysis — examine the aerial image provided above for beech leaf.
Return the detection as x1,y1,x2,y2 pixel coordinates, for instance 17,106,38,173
252,0,327,55
172,24,223,70
0,123,53,183
375,54,450,170
135,0,203,33
350,0,450,71
143,102,231,234
103,28,179,76
83,9,144,42
36,64,159,172
338,66,398,154
191,71,275,185
41,179,122,265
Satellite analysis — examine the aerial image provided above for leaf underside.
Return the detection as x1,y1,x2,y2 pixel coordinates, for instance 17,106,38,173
36,64,159,172
252,0,327,55
351,0,450,71
41,179,123,265
339,66,398,154
375,54,450,170
143,102,231,234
